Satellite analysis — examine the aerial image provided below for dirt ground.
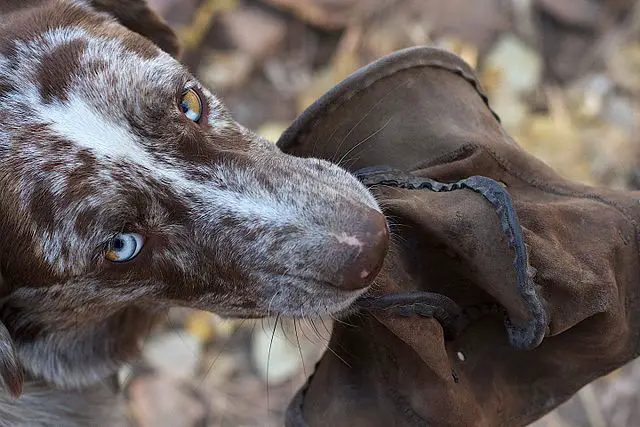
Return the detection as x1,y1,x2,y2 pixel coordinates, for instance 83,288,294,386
123,1,640,426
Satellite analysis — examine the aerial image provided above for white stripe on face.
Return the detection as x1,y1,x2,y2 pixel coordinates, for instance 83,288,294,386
37,91,198,191
41,95,149,163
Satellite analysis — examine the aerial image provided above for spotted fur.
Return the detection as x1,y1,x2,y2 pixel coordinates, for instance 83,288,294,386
0,0,383,425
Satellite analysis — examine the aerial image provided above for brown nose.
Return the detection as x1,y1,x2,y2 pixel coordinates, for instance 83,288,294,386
333,209,389,291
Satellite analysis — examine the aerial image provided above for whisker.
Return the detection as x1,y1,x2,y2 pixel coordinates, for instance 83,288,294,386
314,118,342,159
318,315,333,337
197,318,246,387
300,315,320,344
330,78,407,164
337,117,393,167
293,319,307,378
266,291,279,320
167,311,201,359
279,316,292,344
330,106,379,164
329,312,357,328
261,291,280,336
309,316,328,342
324,341,351,369
266,314,280,425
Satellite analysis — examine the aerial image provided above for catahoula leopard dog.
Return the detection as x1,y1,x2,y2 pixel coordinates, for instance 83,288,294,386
0,1,389,425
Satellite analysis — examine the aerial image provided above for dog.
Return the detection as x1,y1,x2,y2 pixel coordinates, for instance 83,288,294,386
0,0,390,424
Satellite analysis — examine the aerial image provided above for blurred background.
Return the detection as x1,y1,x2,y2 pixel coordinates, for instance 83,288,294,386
123,0,640,425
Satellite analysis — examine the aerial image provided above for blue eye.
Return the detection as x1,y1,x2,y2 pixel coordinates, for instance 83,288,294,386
105,233,145,262
179,88,203,122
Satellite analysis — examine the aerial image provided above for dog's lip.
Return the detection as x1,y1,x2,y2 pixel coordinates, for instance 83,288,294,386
285,274,337,289
206,275,370,320
281,274,373,299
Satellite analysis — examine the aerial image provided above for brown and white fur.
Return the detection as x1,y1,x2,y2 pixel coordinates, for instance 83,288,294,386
0,1,389,425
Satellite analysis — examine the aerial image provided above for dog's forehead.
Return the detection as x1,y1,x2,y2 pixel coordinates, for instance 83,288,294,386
2,22,220,170
0,1,191,113
1,26,187,183
13,26,184,106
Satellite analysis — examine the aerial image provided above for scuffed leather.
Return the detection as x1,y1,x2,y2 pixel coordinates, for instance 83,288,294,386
278,46,640,427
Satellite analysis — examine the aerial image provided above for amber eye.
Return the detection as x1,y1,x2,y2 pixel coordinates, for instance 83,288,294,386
179,88,203,122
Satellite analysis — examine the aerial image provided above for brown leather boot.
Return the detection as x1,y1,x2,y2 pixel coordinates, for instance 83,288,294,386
278,46,640,427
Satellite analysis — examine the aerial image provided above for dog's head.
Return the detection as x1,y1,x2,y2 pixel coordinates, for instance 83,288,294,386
0,0,389,395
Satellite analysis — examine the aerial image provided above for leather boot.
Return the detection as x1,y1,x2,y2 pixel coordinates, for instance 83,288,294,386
278,46,640,427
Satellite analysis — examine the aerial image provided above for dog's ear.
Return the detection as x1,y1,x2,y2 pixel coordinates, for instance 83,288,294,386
88,0,181,57
0,275,23,398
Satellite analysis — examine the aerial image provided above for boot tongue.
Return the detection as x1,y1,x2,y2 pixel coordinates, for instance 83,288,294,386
277,46,507,173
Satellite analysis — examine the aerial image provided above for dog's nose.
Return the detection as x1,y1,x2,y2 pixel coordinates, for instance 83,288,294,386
333,209,389,291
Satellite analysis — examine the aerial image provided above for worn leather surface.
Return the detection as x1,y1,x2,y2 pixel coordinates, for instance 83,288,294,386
277,46,640,427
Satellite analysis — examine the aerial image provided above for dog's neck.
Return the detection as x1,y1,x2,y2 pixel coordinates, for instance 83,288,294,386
0,375,126,427
2,302,161,390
